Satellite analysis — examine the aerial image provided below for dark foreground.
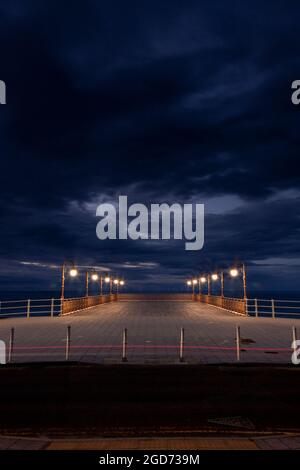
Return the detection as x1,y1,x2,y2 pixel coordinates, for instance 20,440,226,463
0,363,300,438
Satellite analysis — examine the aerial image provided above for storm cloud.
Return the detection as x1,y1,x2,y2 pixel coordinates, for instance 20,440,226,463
0,1,300,294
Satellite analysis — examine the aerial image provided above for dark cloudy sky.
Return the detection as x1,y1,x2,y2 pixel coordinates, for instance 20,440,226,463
0,0,300,295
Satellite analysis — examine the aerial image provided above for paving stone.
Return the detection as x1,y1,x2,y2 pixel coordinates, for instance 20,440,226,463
0,301,295,364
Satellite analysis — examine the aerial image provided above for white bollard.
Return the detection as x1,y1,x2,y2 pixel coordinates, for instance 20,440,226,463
179,327,185,362
271,299,275,319
122,328,128,362
66,325,71,361
27,299,31,319
292,326,297,354
254,299,258,317
50,298,54,317
0,340,6,365
8,327,15,363
236,325,241,362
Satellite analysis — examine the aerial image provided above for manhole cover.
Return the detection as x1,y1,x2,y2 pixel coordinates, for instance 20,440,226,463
208,416,255,430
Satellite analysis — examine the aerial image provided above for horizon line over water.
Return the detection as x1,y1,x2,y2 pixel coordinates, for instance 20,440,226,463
0,289,300,301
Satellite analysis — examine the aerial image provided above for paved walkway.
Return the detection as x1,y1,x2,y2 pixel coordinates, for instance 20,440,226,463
0,301,296,364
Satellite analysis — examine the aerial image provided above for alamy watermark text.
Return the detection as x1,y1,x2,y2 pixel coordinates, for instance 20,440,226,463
96,196,204,251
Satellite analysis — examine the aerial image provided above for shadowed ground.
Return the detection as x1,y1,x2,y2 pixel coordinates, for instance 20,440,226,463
0,363,300,443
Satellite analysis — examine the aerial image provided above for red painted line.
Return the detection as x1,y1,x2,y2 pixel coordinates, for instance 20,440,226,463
12,344,293,352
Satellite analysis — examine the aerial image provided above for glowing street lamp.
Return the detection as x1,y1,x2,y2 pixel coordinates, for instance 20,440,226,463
85,271,100,297
229,264,247,299
113,278,120,295
211,272,223,297
198,276,206,295
186,279,197,295
230,268,239,278
198,276,206,294
120,280,125,286
104,275,111,293
61,262,78,300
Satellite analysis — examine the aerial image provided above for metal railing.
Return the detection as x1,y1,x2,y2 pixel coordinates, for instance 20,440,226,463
246,298,300,319
196,294,246,315
0,294,118,319
61,294,117,315
0,298,61,318
195,294,300,319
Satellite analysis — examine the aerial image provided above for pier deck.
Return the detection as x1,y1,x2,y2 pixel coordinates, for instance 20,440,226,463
0,300,296,364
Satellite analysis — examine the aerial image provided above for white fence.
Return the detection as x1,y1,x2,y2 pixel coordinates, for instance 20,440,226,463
0,294,117,319
246,298,300,318
0,298,61,318
0,295,300,320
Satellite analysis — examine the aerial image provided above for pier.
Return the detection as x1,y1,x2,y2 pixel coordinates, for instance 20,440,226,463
0,296,297,364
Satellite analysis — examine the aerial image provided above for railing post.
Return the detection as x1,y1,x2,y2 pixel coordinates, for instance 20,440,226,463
122,328,128,362
66,325,71,361
271,299,275,319
50,298,54,317
254,298,258,317
179,327,185,362
292,326,297,356
236,325,240,362
8,327,15,363
26,299,31,319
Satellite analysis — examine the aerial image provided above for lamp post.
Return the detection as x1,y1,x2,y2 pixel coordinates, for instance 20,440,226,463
85,271,99,297
100,275,103,295
199,276,206,296
207,275,211,295
211,273,219,296
186,279,197,298
61,263,65,300
186,280,192,298
229,266,246,298
91,272,99,297
114,278,119,294
242,263,247,300
61,262,78,300
221,271,224,297
104,275,111,294
85,271,89,297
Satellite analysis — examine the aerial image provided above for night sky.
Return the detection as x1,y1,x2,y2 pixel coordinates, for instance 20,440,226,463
0,1,300,295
